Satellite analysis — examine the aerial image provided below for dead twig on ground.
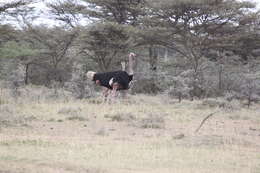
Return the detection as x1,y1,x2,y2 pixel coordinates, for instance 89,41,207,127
195,111,219,133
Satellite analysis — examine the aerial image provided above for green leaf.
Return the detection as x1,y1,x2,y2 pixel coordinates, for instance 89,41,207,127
0,41,38,59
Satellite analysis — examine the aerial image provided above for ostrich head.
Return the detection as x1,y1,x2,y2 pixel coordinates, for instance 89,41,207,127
86,71,96,81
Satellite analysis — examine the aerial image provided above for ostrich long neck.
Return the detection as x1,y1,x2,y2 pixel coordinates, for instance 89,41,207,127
128,55,134,75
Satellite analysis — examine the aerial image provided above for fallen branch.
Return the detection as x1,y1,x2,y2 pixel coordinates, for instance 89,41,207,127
195,111,219,133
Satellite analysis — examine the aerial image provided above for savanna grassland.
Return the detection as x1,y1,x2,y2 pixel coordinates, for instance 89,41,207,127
0,88,260,173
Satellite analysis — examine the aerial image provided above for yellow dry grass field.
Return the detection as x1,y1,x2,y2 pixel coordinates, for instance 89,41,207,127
0,92,260,173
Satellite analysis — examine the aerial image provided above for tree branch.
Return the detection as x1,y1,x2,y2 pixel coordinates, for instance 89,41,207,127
195,111,219,133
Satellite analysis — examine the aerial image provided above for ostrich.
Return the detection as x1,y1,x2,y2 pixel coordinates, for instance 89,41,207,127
86,52,136,100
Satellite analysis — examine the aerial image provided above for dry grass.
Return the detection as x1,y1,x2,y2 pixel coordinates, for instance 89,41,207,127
0,88,260,173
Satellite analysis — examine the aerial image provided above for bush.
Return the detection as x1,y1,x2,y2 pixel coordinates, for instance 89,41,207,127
58,107,82,116
64,63,95,99
131,78,161,94
0,104,36,127
105,112,136,122
135,113,165,129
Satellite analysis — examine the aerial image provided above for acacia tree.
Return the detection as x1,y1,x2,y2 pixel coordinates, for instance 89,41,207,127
147,0,256,68
22,26,78,85
0,0,34,47
47,0,146,71
46,0,87,28
0,0,31,14
0,0,35,83
81,0,145,25
47,0,146,27
79,22,135,72
142,0,259,97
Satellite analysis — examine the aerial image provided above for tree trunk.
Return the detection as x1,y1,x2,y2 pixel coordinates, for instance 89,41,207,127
148,46,159,94
25,63,30,85
178,92,182,103
164,48,168,62
218,64,223,95
149,46,158,72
